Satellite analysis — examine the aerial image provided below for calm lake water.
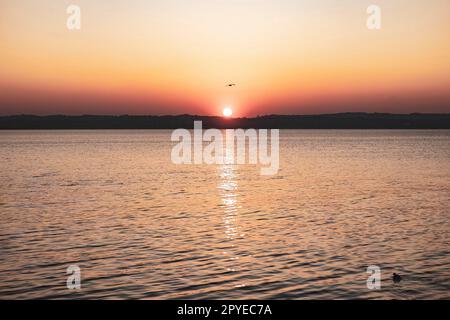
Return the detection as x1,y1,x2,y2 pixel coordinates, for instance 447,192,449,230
0,130,449,299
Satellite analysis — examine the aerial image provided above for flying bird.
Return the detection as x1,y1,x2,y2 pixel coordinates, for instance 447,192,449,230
226,83,236,87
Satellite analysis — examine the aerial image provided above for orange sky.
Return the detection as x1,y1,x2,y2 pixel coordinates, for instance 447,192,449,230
1,0,449,116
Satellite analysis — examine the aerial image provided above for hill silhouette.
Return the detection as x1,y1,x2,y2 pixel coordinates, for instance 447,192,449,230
0,113,449,129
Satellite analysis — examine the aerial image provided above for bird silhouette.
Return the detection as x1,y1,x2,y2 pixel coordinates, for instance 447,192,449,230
393,273,402,283
226,83,236,87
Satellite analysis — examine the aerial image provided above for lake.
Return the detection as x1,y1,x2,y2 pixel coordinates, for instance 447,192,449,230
0,130,449,299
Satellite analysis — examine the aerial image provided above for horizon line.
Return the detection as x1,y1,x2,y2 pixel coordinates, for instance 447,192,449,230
2,112,450,118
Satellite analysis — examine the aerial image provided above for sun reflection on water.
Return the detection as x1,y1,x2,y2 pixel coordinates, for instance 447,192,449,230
216,137,245,281
218,164,239,240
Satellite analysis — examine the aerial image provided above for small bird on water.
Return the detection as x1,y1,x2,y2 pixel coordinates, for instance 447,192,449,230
393,273,402,283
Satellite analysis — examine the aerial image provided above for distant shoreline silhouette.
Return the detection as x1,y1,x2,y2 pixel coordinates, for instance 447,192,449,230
1,113,450,129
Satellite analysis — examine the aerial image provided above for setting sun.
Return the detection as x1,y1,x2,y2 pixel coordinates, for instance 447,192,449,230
223,107,233,117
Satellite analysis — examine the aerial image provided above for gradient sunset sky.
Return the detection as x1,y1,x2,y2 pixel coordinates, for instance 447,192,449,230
1,0,449,116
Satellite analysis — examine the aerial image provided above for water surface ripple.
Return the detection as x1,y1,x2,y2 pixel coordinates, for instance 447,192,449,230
0,130,449,299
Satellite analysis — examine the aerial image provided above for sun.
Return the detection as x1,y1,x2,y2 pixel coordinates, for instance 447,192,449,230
222,107,233,117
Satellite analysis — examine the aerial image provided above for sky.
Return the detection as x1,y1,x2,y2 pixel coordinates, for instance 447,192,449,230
1,0,449,116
